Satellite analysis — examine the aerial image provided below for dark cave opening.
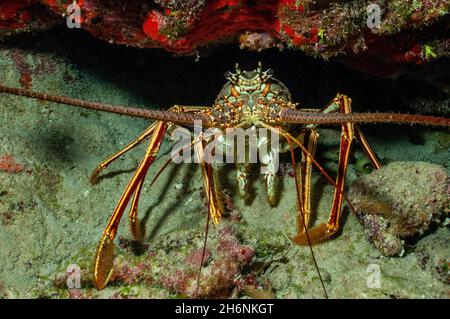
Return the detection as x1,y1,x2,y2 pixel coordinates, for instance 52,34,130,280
1,25,448,116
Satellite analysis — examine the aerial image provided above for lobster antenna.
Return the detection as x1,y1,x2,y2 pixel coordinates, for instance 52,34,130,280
235,63,241,74
195,163,213,298
287,136,328,298
257,61,263,73
195,183,211,299
259,123,328,298
279,108,450,127
0,84,211,126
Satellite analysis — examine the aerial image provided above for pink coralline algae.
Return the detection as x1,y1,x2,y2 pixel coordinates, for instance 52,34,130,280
105,222,255,298
185,247,211,267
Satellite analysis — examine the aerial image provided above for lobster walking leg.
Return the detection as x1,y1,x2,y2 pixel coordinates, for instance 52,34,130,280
236,163,250,200
128,139,198,242
295,99,380,233
194,139,224,225
354,126,381,169
261,157,278,205
320,99,381,170
286,135,328,298
90,122,158,184
298,128,319,231
93,121,167,289
294,94,355,245
128,176,148,242
90,106,210,184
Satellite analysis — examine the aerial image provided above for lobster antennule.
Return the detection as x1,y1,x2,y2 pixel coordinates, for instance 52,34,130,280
0,84,212,126
279,109,450,127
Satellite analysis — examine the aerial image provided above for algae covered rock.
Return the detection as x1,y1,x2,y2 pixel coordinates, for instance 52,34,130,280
415,227,450,284
349,162,449,257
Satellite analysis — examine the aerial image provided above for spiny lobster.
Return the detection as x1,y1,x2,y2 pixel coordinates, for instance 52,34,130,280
0,62,449,296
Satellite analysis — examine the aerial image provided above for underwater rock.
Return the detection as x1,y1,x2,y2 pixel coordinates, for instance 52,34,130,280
239,32,279,51
0,1,448,75
349,162,449,257
415,227,450,284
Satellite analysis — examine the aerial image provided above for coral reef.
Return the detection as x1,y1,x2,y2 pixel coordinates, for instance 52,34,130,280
349,162,449,257
0,1,448,75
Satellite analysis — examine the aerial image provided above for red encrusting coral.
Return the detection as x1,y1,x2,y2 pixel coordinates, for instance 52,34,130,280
0,0,448,69
0,154,24,173
0,1,447,76
143,0,280,52
0,0,32,29
0,0,59,35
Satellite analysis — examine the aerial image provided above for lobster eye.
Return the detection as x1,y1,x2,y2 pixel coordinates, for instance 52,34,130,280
258,98,267,105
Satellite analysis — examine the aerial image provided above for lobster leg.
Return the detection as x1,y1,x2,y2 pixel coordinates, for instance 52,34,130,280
194,138,223,225
298,128,319,231
93,121,167,289
128,138,197,242
259,132,279,205
90,105,210,184
354,126,381,169
320,100,381,170
236,163,250,200
296,99,380,231
290,100,339,223
128,175,148,242
261,155,278,206
294,94,355,245
286,135,328,297
285,100,338,232
90,122,158,184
